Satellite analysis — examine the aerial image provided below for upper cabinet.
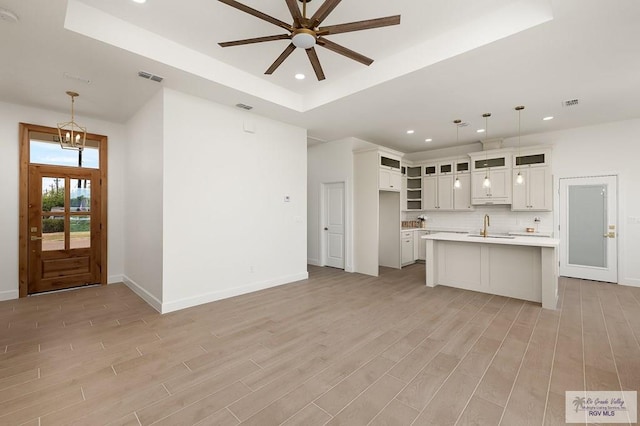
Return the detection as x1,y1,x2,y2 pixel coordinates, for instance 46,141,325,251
379,154,401,171
405,166,422,210
512,147,553,211
422,158,472,211
469,151,513,205
379,152,402,192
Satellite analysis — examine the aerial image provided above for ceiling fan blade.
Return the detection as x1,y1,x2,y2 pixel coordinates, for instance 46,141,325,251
306,47,326,81
317,37,373,66
318,15,401,36
218,0,292,31
265,43,297,75
309,0,342,28
284,0,304,27
219,34,290,48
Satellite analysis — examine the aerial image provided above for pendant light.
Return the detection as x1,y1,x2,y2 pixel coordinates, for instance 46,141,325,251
453,119,462,189
57,91,86,151
515,105,525,185
482,113,491,188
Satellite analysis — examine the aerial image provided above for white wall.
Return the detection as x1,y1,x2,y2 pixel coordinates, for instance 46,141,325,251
0,101,126,301
161,89,308,313
307,138,354,271
122,91,164,310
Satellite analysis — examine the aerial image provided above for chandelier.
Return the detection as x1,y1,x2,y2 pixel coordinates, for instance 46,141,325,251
57,91,86,151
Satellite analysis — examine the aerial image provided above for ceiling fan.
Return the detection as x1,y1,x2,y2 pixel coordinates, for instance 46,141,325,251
217,0,401,81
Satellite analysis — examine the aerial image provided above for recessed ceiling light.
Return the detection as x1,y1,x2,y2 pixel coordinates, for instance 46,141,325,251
132,0,146,3
477,129,486,133
543,116,554,121
425,138,433,143
295,73,305,80
406,130,415,134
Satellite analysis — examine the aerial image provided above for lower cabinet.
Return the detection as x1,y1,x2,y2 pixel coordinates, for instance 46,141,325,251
401,231,414,266
414,230,429,260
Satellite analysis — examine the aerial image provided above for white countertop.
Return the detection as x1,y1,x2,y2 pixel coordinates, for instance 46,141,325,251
422,232,559,248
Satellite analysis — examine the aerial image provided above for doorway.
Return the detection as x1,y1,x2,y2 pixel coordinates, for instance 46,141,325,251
322,182,345,269
19,123,108,296
559,175,617,282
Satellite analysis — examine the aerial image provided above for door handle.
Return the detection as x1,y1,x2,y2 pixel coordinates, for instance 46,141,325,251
324,227,328,231
30,236,42,241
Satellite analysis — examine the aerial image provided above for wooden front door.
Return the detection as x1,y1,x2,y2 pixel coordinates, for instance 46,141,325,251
19,123,108,297
28,165,102,293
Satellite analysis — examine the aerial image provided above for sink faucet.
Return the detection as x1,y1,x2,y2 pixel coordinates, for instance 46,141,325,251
482,214,490,237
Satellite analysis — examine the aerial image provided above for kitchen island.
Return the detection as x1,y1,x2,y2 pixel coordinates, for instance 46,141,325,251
422,233,560,309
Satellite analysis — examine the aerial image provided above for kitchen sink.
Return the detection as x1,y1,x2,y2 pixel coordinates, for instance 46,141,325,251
467,234,516,239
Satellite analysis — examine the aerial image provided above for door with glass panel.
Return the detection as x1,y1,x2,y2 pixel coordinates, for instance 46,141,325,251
559,176,618,282
20,123,107,297
28,165,101,293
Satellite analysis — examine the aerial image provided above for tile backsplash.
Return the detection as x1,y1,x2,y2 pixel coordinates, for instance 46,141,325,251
404,205,554,235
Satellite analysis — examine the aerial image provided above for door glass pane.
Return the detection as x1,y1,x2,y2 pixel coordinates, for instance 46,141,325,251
42,216,65,251
70,216,91,249
568,184,606,267
30,132,99,169
42,177,65,212
71,181,91,212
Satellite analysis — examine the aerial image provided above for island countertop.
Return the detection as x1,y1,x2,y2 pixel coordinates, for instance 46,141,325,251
422,232,559,248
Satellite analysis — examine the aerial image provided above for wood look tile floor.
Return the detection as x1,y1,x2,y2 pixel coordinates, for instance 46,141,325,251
1,264,639,425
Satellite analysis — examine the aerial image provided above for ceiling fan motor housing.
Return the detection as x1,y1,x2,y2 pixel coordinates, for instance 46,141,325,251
292,28,316,49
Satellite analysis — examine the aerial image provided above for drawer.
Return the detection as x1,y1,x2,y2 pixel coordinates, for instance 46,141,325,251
401,232,413,239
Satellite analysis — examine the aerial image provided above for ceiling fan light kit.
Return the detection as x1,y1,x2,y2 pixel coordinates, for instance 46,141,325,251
217,0,401,81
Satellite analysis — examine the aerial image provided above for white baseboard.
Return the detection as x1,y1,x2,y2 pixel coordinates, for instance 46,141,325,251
0,289,19,302
108,275,124,284
122,275,162,313
307,258,321,266
161,271,309,314
620,278,640,288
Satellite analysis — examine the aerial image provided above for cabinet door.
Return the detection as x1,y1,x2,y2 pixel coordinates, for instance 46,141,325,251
437,175,454,210
423,176,438,210
379,169,400,191
471,171,490,200
416,230,428,260
487,169,510,199
453,174,473,210
528,167,552,210
512,169,528,210
401,237,414,265
389,172,401,192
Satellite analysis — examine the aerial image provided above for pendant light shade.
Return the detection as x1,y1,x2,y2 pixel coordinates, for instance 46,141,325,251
482,113,492,188
453,119,462,189
515,105,525,185
57,91,86,151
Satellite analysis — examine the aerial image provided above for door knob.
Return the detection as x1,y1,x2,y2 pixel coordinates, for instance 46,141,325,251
324,227,328,231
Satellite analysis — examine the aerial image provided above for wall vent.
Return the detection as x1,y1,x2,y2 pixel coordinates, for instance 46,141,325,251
562,98,579,107
138,71,164,83
235,103,253,111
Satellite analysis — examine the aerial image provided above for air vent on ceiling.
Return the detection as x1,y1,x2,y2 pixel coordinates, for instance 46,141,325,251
562,98,579,107
235,103,253,111
138,71,164,83
63,72,91,84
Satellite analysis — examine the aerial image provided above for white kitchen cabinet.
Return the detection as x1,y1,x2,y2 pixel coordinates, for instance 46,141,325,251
414,230,429,260
401,231,414,266
379,169,401,192
422,161,454,211
471,169,512,205
453,173,473,210
405,166,422,210
512,167,552,211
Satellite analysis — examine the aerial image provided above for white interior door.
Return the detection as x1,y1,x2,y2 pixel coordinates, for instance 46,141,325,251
559,176,617,282
324,182,345,269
